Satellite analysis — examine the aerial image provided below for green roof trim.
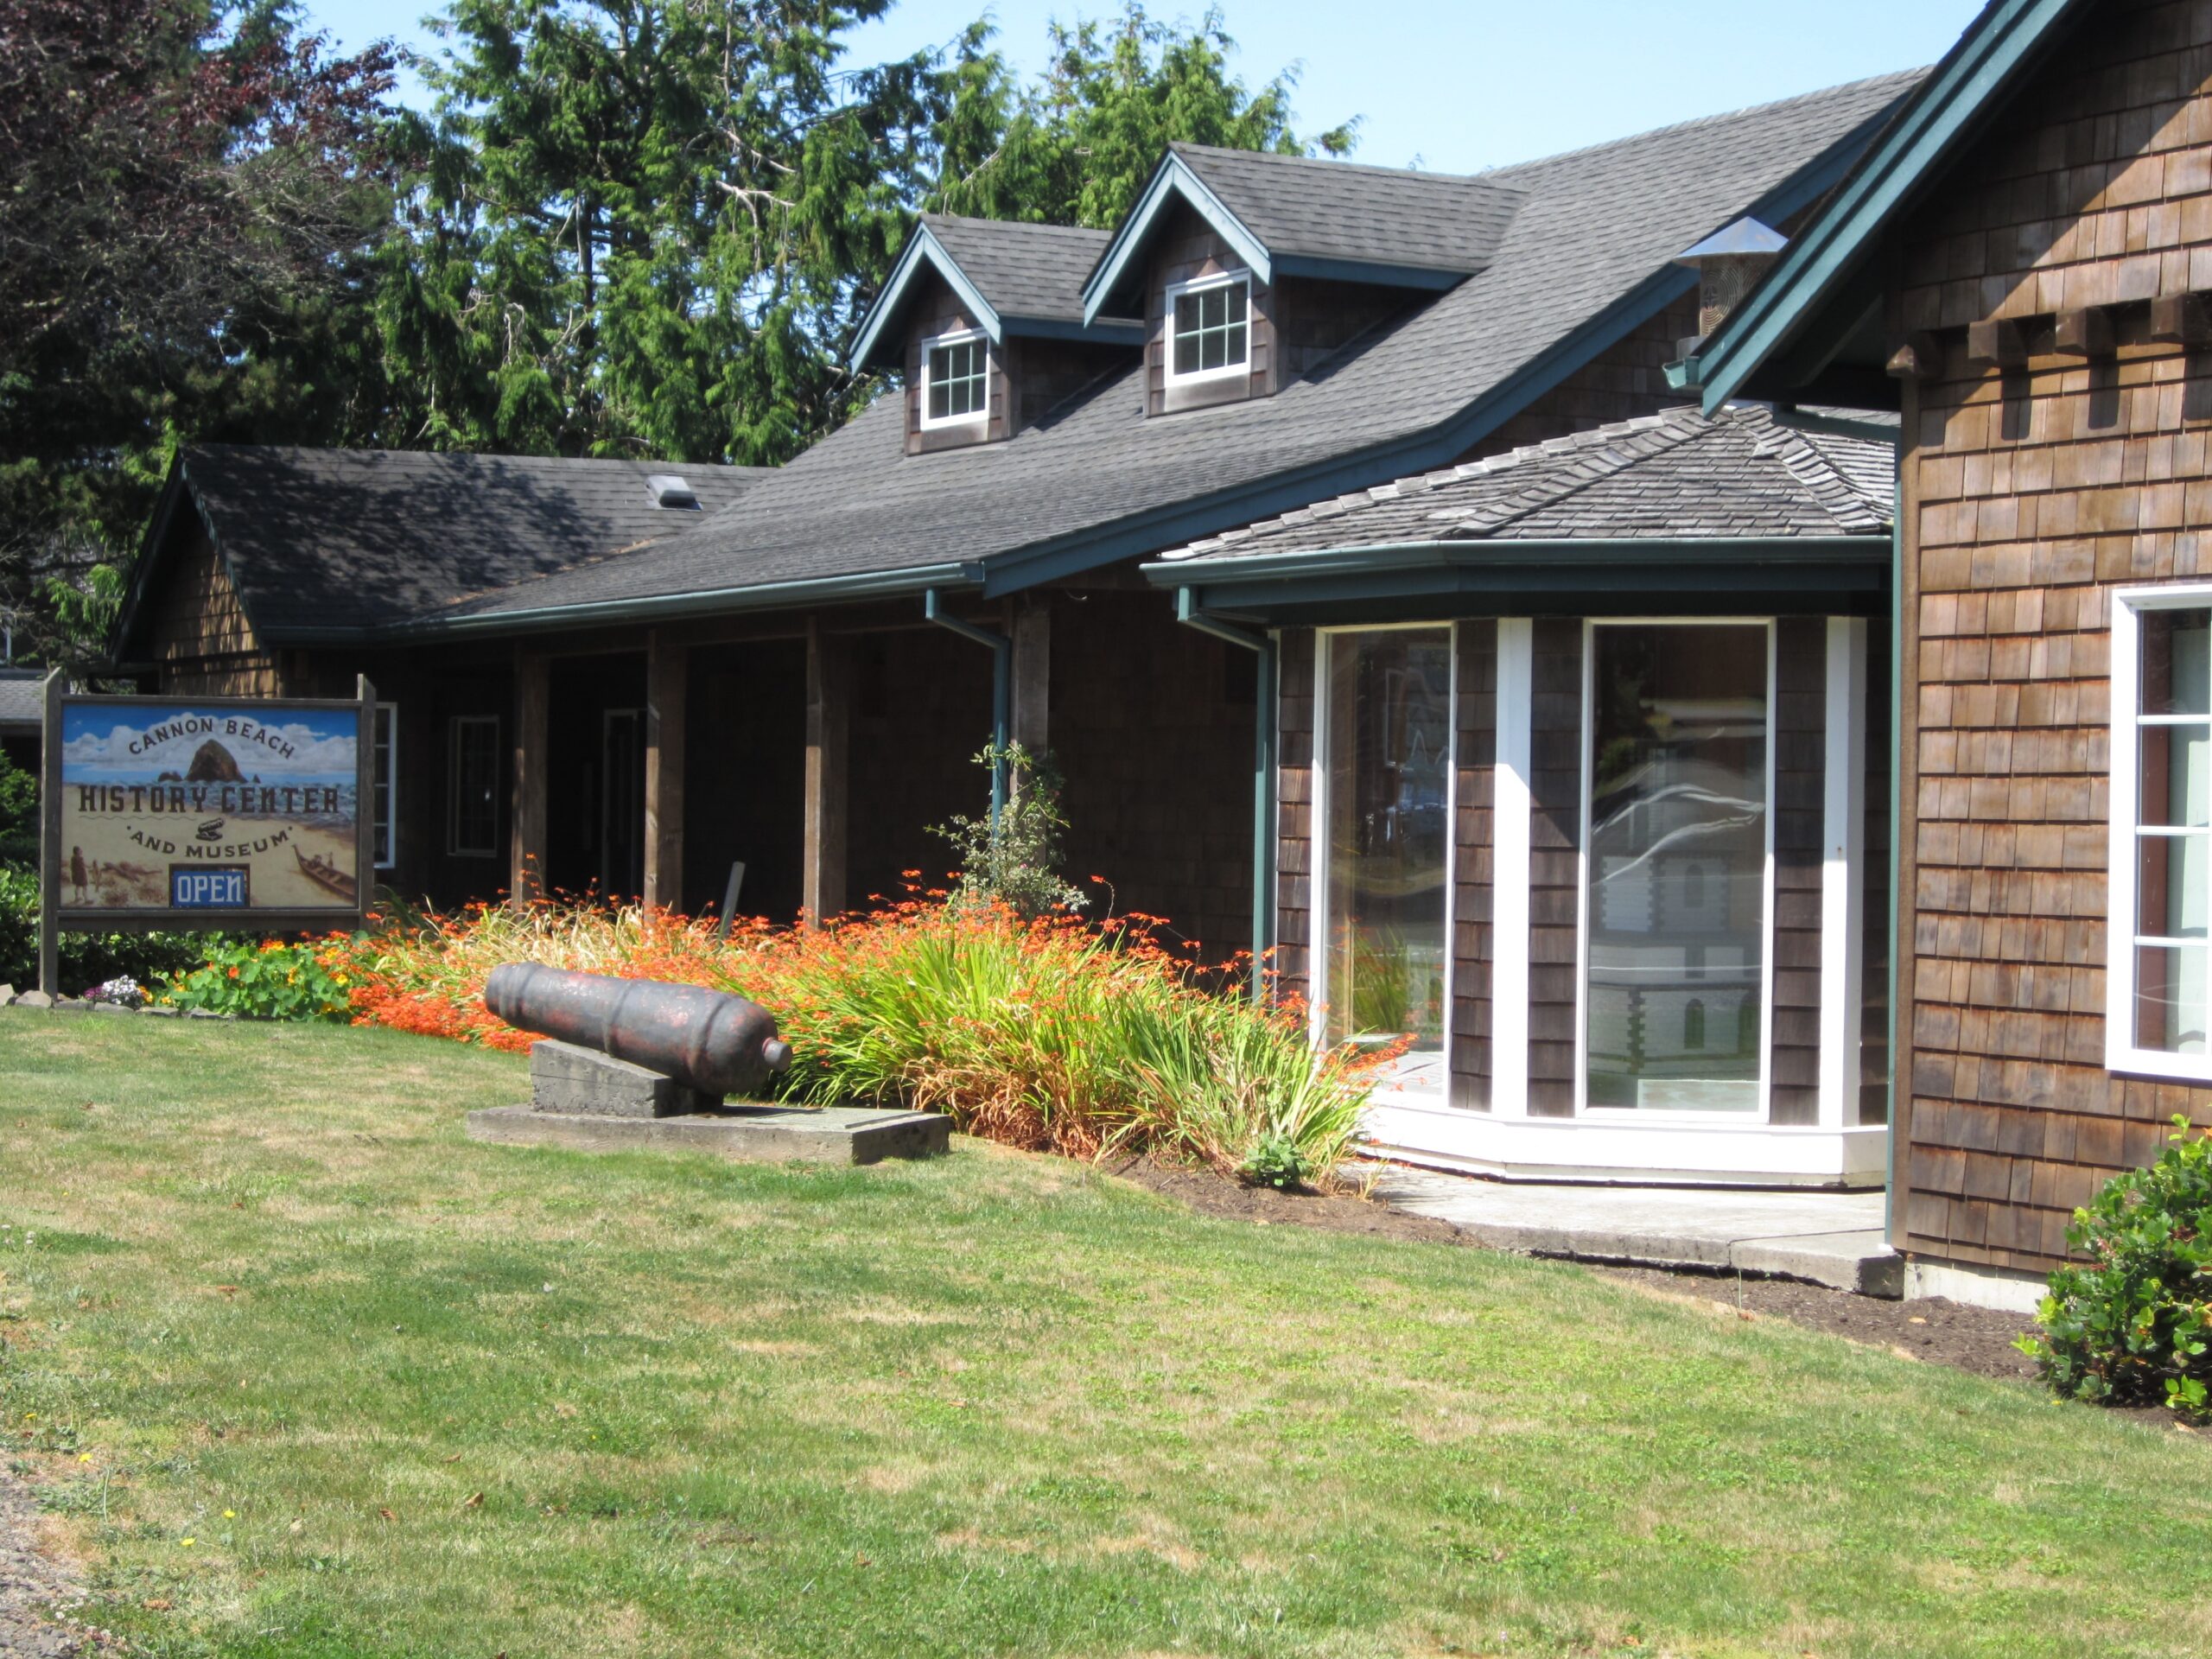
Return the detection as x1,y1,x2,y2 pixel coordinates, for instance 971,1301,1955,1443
1687,0,2088,410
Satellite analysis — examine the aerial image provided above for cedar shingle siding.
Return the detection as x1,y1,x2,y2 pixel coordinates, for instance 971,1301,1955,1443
1528,619,1585,1118
1897,0,2212,1272
1274,628,1318,1007
1771,618,1827,1127
1452,621,1499,1110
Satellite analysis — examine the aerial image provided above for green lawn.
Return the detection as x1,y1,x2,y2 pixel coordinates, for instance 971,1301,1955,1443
2,1013,2208,1658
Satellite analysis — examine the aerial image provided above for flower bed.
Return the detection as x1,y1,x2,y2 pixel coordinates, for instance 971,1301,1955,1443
166,897,1384,1187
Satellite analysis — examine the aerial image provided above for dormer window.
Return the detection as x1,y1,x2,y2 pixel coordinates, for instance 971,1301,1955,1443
1166,271,1250,383
921,329,989,428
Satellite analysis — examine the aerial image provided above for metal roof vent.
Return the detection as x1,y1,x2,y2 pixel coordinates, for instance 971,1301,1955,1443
1672,217,1789,353
646,474,700,511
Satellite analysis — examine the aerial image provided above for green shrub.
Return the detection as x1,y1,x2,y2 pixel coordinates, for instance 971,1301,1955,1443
0,747,36,867
163,937,356,1021
2020,1116,2212,1414
932,742,1086,919
0,864,211,995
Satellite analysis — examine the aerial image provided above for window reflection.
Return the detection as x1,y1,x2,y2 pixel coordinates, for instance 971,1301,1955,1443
1586,624,1769,1112
1324,630,1452,1076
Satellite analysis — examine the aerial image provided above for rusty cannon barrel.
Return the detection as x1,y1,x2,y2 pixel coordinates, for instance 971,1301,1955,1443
484,963,792,1100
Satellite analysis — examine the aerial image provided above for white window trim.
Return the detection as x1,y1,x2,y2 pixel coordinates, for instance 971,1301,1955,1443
2107,582,2212,1080
1163,270,1254,387
448,714,501,859
1308,622,1458,1098
918,327,990,430
372,701,398,870
1575,617,1778,1124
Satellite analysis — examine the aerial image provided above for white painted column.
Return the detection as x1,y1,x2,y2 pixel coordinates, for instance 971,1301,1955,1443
1492,619,1534,1118
1817,616,1869,1128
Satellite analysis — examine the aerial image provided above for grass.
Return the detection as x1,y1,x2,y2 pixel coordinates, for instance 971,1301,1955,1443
2,1013,2209,1658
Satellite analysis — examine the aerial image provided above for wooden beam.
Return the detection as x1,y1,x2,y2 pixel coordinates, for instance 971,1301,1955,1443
644,632,686,912
803,617,849,926
1885,332,1945,382
2054,305,2114,358
1963,317,2026,370
510,651,549,906
1011,599,1050,758
2150,293,2211,346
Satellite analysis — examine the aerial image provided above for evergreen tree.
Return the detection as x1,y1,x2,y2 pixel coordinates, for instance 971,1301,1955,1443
931,4,1355,229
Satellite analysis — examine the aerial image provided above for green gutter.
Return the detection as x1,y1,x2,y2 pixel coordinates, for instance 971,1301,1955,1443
924,589,1011,825
1691,0,2086,411
1141,535,1890,588
1174,589,1276,1003
272,563,988,646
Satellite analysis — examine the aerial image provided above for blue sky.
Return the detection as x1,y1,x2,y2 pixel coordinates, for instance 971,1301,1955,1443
302,1,1981,175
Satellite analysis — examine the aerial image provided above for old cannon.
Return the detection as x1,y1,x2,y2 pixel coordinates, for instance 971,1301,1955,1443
486,963,792,1119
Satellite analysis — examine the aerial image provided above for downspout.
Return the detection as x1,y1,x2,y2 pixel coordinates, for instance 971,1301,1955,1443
924,589,1010,823
1176,588,1276,1004
1886,461,1904,1239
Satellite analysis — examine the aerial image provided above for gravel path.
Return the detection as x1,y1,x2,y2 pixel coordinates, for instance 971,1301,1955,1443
0,1462,87,1657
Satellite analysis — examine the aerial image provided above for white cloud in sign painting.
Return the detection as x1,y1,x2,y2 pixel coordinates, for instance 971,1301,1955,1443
62,714,357,779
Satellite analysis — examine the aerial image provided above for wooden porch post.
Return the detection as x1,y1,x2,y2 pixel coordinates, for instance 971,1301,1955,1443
803,617,849,925
645,632,687,912
1011,598,1050,759
511,650,549,907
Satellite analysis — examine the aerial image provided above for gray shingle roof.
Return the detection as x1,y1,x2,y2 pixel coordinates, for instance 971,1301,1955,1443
1169,143,1528,276
921,213,1115,326
0,670,45,734
394,70,1926,632
1150,404,1893,569
165,448,768,642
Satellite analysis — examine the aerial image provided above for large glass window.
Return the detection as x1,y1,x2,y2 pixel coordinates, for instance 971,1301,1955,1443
1585,623,1770,1112
1322,629,1452,1080
923,333,988,426
2127,607,2211,1056
448,715,500,858
1169,274,1249,380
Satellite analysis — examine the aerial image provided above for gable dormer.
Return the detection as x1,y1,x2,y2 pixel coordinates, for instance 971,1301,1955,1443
1082,143,1528,416
852,214,1143,455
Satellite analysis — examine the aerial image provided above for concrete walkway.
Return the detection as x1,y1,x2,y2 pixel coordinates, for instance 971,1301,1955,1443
1365,1165,1901,1297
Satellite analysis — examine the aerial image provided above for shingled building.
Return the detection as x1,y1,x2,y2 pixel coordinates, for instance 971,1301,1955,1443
118,73,1923,1190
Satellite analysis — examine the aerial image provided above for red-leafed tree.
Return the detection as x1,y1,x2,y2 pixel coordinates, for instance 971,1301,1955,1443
0,0,395,671
0,0,392,379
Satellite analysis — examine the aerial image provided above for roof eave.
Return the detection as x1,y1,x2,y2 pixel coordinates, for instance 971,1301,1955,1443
1268,252,1470,290
1140,534,1892,587
287,560,989,645
1081,155,1273,325
1687,0,2088,410
850,226,1005,372
1000,315,1147,346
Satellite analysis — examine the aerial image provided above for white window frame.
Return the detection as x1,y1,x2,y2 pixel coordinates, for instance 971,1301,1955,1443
1575,617,1778,1122
448,714,501,859
918,327,990,430
2107,583,2212,1080
1163,270,1253,387
1308,622,1459,1096
372,702,398,870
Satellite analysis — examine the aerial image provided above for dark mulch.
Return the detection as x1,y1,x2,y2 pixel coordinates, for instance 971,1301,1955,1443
1103,1156,2083,1397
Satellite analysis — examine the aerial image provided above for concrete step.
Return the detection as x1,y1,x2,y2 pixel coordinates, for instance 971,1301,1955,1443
1365,1164,1900,1297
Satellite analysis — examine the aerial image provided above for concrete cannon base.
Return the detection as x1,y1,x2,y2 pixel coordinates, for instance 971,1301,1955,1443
466,1103,950,1165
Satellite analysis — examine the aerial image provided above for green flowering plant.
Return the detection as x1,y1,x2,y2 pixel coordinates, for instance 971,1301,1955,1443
163,937,358,1022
